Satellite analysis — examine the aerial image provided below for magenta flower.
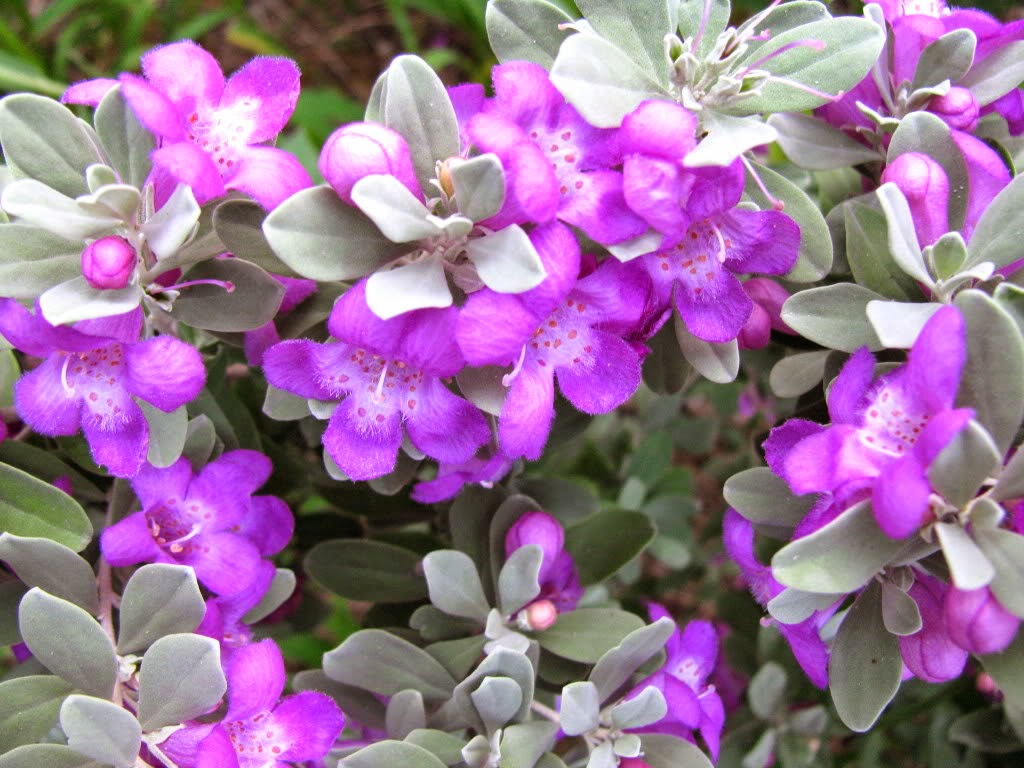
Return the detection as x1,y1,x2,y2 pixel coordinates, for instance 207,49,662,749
319,122,421,205
899,572,968,683
100,450,293,595
243,275,317,367
625,604,725,760
263,281,489,480
0,301,204,477
463,62,646,243
64,41,311,209
410,446,514,504
160,639,344,768
737,278,795,350
504,510,582,620
197,560,277,660
81,236,136,290
768,306,972,539
457,223,650,460
944,584,1021,655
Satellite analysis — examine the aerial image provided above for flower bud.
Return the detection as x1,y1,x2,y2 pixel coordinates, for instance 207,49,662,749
505,510,564,564
319,122,421,204
738,302,772,350
944,585,1020,655
618,760,654,768
881,152,950,247
738,278,794,349
80,236,136,290
524,599,558,631
929,87,980,133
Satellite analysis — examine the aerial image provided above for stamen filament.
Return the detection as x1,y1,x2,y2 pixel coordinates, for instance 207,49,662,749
374,363,389,402
60,354,74,395
502,345,528,387
745,39,826,72
740,154,785,211
692,0,715,54
711,222,729,263
152,278,236,294
767,75,844,103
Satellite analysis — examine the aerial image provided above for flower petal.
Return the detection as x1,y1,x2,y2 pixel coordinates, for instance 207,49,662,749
220,57,301,142
225,639,286,721
240,495,295,557
560,170,648,245
488,61,563,127
81,399,148,477
182,532,261,596
405,379,489,464
263,339,349,401
196,726,241,768
456,291,540,366
274,692,346,761
763,419,825,477
100,511,160,567
873,456,931,539
322,398,402,481
828,347,876,425
61,78,118,106
124,336,206,412
151,143,226,206
141,41,225,115
674,266,752,344
556,330,641,414
904,305,966,412
14,356,82,436
499,362,555,461
719,209,800,275
900,573,968,683
119,74,187,140
228,146,312,210
131,457,193,510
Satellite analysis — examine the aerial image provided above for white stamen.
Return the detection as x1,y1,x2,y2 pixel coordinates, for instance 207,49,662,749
60,355,74,395
374,363,390,402
502,345,528,387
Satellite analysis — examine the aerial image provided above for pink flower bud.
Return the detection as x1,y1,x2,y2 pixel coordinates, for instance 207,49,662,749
80,236,136,290
738,302,772,350
929,87,980,133
319,122,421,204
944,585,1020,655
524,599,558,631
881,152,950,247
618,760,654,768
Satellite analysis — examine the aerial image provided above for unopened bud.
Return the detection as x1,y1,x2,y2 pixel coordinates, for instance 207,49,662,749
881,152,949,246
929,86,980,133
945,586,1020,655
81,236,136,290
319,122,421,205
524,599,558,631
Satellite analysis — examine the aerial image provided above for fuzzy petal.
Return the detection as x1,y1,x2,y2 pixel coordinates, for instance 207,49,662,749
557,330,641,414
131,457,193,510
954,130,1012,238
622,154,693,239
14,356,82,436
620,100,698,160
220,57,301,142
763,419,825,477
225,639,287,721
719,209,800,275
685,162,744,221
240,495,295,557
904,305,965,412
61,78,118,106
124,336,206,411
322,398,402,481
873,456,931,539
499,363,555,461
141,41,225,115
182,532,261,596
151,143,226,205
829,348,876,424
489,61,563,127
100,511,160,567
81,399,148,477
196,726,241,768
778,619,830,689
405,379,489,463
274,692,346,761
456,292,540,366
675,621,719,685
119,74,187,140
228,146,312,210
675,267,753,344
395,308,466,377
263,339,349,401
560,170,648,245
913,408,973,466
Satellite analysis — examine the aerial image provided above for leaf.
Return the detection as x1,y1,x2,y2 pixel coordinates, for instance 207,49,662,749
559,681,600,736
0,579,25,646
387,690,426,740
0,224,83,300
993,442,1024,502
170,258,285,332
0,676,74,753
263,185,406,281
0,533,96,613
497,544,542,617
423,549,491,621
767,588,841,624
351,174,438,243
564,509,654,584
743,161,833,283
874,183,933,288
844,201,919,301
960,40,1024,106
2,179,120,241
723,467,816,529
685,111,778,168
18,588,117,698
38,276,143,326
471,676,523,734
381,55,460,191
641,320,691,394
453,648,534,729
674,313,739,383
966,172,1024,271
866,301,943,349
137,633,227,730
880,581,922,636
781,284,883,352
214,199,295,276
405,729,466,766
0,93,101,197
912,28,976,92
450,153,506,223
498,721,560,768
140,402,187,469
928,419,1002,509
975,528,1024,619
981,635,1024,708
748,662,788,720
486,0,573,69
576,0,675,83
365,257,453,319
829,582,903,731
456,365,507,416
771,501,905,594
465,224,547,294
342,741,448,768
610,685,667,731
734,16,884,114
243,568,297,624
305,539,427,603
140,183,200,261
769,351,830,398
639,733,715,768
93,85,154,190
0,745,103,768
536,608,645,663
60,695,141,768
116,564,205,654
550,33,667,128
324,629,458,701
768,113,880,170
955,290,1024,454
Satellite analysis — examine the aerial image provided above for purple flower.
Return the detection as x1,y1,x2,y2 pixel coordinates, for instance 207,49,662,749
723,510,836,689
0,301,205,478
243,275,317,367
504,510,582,619
197,560,278,659
900,572,968,683
635,160,799,344
263,281,489,481
929,87,981,133
100,450,293,595
410,445,514,504
769,306,972,539
81,236,136,290
464,62,646,243
64,41,311,209
944,584,1021,655
626,604,724,761
319,122,421,205
737,278,795,350
160,639,344,768
457,223,650,460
